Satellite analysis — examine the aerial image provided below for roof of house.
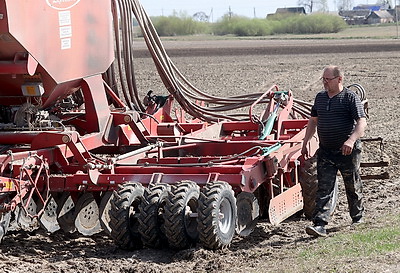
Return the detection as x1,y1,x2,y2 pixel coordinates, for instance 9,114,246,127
353,5,385,11
275,7,306,14
368,10,394,19
339,10,371,17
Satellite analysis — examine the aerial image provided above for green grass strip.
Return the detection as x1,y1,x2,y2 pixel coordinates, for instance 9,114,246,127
299,214,400,260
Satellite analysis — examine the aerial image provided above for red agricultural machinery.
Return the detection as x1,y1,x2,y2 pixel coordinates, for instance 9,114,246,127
0,0,386,250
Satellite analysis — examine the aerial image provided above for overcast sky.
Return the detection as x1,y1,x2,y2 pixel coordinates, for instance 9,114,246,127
140,0,368,21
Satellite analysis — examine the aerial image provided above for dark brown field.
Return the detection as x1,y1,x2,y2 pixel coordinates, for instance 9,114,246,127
1,38,400,273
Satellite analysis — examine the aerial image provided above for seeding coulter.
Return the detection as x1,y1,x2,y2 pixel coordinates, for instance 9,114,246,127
0,0,385,250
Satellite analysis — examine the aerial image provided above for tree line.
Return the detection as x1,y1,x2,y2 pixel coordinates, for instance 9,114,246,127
147,12,347,37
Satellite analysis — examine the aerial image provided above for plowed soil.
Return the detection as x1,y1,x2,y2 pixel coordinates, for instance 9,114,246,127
1,38,400,273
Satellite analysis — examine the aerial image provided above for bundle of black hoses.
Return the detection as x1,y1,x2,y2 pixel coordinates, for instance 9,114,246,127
105,0,366,123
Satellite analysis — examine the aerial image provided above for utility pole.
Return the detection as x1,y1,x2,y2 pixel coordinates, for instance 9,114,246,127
396,0,399,38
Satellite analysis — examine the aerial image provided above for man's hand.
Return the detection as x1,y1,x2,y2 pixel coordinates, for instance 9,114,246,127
301,145,309,159
341,139,355,155
342,118,367,156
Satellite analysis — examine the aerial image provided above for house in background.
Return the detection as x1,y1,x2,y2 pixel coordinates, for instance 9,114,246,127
270,4,396,25
275,7,306,15
366,10,394,24
339,3,394,25
339,10,371,24
267,7,306,18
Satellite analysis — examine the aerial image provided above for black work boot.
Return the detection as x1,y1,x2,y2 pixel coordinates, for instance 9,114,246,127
306,225,327,237
352,217,364,225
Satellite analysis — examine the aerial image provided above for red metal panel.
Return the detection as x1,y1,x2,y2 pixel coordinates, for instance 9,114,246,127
115,165,244,175
61,173,243,191
268,183,303,225
4,0,114,84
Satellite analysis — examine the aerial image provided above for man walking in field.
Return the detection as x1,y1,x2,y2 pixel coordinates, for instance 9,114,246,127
301,65,367,237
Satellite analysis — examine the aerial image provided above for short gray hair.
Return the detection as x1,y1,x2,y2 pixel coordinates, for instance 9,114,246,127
325,65,343,78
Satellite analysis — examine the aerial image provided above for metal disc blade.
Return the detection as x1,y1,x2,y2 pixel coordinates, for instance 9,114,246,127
8,207,21,232
39,195,60,233
74,193,102,236
17,198,40,231
56,192,76,233
0,211,11,242
99,191,113,236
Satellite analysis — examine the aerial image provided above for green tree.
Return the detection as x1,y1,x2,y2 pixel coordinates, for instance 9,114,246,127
336,0,354,11
298,0,315,13
316,0,329,12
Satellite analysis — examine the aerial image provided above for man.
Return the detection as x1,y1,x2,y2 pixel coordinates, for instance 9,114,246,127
301,65,367,237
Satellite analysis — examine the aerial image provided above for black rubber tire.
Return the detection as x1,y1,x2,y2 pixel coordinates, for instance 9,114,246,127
109,182,144,250
299,156,318,220
163,181,200,250
138,183,171,248
300,156,339,219
197,181,237,250
253,183,270,219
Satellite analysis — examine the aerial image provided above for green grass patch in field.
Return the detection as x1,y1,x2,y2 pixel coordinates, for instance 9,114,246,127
298,214,400,261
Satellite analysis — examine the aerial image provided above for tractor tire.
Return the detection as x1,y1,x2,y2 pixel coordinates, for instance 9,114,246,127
253,183,270,219
299,156,318,220
299,156,339,219
198,181,237,250
163,181,200,250
138,183,171,248
109,182,144,250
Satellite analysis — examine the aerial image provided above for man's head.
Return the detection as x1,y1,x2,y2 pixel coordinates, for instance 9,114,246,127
322,65,343,93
